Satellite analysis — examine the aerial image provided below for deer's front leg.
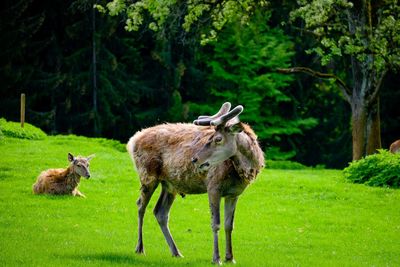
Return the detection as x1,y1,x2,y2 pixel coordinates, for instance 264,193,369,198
72,189,86,198
208,190,221,265
224,196,238,263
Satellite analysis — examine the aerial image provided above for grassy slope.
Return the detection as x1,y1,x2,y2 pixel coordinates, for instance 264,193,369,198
0,136,399,266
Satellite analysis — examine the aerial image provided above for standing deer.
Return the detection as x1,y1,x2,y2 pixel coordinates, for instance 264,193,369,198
389,139,400,153
126,102,264,264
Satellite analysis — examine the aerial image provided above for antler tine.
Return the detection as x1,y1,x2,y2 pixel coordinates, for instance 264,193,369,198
210,105,243,126
197,115,209,120
197,102,231,120
193,118,213,126
194,102,231,126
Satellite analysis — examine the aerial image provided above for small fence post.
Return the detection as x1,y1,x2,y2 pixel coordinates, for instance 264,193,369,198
20,93,25,128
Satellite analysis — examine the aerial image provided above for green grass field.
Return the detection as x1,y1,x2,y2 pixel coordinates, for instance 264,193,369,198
1,135,400,266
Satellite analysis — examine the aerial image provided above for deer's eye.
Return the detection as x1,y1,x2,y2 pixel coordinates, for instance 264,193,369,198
214,136,223,144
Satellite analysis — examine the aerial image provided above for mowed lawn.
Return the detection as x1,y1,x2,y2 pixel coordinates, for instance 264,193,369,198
1,135,399,266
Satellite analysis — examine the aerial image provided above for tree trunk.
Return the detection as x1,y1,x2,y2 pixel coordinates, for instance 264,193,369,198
351,98,367,161
351,92,382,161
346,5,383,160
366,97,381,155
276,64,384,161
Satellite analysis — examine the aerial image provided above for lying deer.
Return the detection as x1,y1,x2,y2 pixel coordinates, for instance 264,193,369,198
33,153,94,197
127,102,264,264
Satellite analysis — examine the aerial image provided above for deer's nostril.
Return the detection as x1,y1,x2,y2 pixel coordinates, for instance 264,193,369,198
191,157,198,163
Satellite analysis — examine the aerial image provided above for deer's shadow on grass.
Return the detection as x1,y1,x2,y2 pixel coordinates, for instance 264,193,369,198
60,252,207,266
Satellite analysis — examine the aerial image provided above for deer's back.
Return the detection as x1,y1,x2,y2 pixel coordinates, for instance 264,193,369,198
128,123,218,193
390,140,400,153
33,168,75,194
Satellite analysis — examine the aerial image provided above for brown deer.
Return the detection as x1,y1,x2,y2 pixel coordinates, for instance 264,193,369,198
33,153,94,197
389,139,400,154
126,103,264,264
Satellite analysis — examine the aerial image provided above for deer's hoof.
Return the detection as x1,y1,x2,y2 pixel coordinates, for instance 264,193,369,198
225,258,236,264
172,251,184,258
135,244,145,255
212,258,222,265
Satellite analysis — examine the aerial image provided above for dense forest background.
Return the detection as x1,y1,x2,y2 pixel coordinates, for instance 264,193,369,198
1,0,399,168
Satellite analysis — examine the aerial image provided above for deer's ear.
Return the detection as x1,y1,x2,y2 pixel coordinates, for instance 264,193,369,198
227,122,243,134
225,115,243,133
68,153,75,162
87,154,95,161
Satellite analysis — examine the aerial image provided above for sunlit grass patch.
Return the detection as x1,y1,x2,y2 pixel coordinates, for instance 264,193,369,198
0,136,399,266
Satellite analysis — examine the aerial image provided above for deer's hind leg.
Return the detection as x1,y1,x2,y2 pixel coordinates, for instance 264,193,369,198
136,179,158,254
154,183,182,257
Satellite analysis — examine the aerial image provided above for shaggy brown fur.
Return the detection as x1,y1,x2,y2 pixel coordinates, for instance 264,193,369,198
128,122,264,193
126,105,264,264
389,139,400,154
128,123,216,192
32,153,93,197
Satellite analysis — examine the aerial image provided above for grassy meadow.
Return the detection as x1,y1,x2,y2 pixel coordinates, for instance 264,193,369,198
1,135,400,266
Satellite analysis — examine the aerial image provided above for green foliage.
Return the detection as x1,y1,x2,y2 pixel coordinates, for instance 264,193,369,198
2,0,400,170
58,1,148,139
1,136,400,266
290,0,400,72
266,160,309,170
292,80,352,168
53,134,126,152
94,137,126,152
343,150,400,188
0,118,47,140
0,0,46,120
287,0,400,163
98,0,268,44
0,0,153,139
167,90,185,122
195,11,317,159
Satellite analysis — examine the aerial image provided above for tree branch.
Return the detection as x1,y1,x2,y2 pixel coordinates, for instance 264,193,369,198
367,69,387,106
277,67,352,103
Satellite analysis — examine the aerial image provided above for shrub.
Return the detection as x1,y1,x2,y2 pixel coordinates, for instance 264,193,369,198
266,160,309,170
53,134,126,152
0,118,47,140
343,150,400,188
95,138,126,152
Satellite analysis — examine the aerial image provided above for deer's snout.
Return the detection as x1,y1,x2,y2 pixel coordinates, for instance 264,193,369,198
191,157,198,163
83,170,91,179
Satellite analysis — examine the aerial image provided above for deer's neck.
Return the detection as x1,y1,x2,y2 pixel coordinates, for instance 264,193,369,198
231,132,264,183
65,166,81,186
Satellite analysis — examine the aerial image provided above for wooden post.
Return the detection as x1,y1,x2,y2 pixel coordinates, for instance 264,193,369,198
20,93,25,128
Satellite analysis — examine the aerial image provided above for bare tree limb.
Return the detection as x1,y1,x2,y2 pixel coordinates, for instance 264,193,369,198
277,67,352,103
367,69,387,106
